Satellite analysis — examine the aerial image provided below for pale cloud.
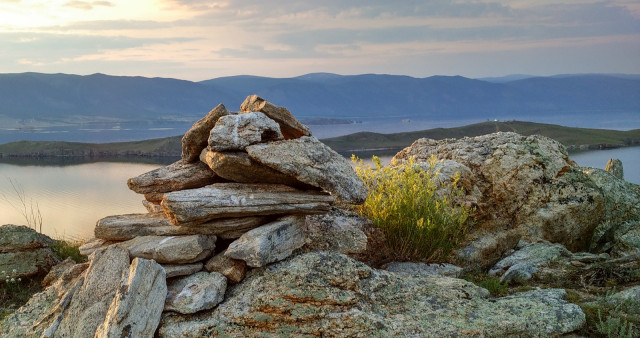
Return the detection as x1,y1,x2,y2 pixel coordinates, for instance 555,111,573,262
0,0,638,79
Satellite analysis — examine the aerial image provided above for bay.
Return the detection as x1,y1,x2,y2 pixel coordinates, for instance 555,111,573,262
0,146,638,242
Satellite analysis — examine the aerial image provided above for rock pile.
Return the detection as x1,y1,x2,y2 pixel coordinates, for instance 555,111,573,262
1,95,366,337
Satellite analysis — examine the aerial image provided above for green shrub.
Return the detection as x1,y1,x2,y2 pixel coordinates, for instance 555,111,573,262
596,309,635,338
463,272,509,297
50,239,87,263
353,155,473,262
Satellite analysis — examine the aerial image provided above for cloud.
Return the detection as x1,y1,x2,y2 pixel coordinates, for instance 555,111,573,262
63,1,115,11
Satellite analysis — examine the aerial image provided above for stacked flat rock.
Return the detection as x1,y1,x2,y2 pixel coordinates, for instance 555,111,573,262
75,95,366,329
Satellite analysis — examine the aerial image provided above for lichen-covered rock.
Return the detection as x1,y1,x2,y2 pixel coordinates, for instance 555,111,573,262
489,240,572,283
181,104,231,162
95,258,167,338
455,229,521,271
158,252,584,337
303,208,371,255
605,158,624,180
385,261,463,278
240,94,311,139
0,224,59,279
247,136,367,204
225,215,305,267
78,238,117,256
127,160,222,194
208,112,283,151
393,133,605,261
161,183,333,226
0,260,88,337
164,271,227,314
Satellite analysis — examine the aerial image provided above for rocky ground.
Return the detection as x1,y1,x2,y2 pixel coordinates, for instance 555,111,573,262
1,96,639,337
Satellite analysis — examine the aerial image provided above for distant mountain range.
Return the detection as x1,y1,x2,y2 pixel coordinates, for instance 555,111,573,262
0,72,638,143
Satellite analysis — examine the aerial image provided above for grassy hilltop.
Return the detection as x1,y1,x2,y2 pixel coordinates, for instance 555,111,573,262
1,121,639,158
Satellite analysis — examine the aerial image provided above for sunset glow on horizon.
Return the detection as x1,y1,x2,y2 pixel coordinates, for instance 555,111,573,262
1,0,639,80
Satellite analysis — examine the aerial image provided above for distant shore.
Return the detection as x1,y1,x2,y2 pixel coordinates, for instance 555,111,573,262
1,120,639,159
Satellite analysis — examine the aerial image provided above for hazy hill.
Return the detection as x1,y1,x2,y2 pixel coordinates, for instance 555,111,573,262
1,121,638,158
1,72,638,126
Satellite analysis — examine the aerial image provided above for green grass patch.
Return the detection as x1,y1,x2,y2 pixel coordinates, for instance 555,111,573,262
50,239,87,263
353,155,473,262
463,272,510,297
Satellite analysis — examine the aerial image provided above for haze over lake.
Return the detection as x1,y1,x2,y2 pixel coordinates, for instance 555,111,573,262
1,147,638,241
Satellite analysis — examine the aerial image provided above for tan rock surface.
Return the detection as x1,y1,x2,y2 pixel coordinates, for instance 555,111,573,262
181,104,231,162
119,235,216,264
208,112,283,151
127,160,222,194
161,183,333,226
240,94,311,139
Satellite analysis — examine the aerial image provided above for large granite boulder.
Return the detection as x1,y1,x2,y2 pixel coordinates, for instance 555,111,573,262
489,240,572,283
246,136,368,204
95,258,167,338
208,112,283,151
181,104,231,162
240,94,311,139
161,183,333,226
127,160,222,194
0,225,59,279
393,133,605,267
158,251,585,337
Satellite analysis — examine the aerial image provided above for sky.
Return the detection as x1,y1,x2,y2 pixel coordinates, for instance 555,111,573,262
1,0,639,81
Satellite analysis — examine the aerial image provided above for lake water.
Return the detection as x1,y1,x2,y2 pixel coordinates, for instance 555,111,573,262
1,146,638,241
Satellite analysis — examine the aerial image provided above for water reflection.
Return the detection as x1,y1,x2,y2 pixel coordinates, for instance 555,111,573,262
0,161,165,241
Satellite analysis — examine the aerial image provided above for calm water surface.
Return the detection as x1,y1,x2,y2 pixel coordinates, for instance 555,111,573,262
1,146,638,241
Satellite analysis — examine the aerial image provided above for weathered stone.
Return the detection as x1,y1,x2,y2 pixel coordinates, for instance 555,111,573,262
202,150,312,188
204,250,247,284
162,263,203,279
182,103,231,162
164,271,227,314
385,262,463,278
145,192,164,203
208,112,283,151
95,258,167,338
489,240,572,283
240,94,311,139
143,199,164,213
119,235,216,264
605,158,624,180
303,209,370,255
0,224,53,253
162,183,333,226
95,212,264,241
78,238,116,256
247,136,367,204
127,160,222,194
55,245,130,337
0,260,88,337
393,132,605,254
42,257,76,288
0,248,60,279
158,252,584,337
0,225,59,279
455,229,521,271
225,215,305,267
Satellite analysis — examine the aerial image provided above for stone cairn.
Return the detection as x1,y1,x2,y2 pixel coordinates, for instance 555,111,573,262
78,94,367,316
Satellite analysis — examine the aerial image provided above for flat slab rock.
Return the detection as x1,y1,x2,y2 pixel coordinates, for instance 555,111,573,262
182,103,231,162
0,224,53,253
225,215,306,267
240,94,311,139
246,136,367,204
201,150,312,188
127,160,222,194
95,212,266,241
158,251,585,337
162,183,333,226
119,235,216,264
208,112,283,151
